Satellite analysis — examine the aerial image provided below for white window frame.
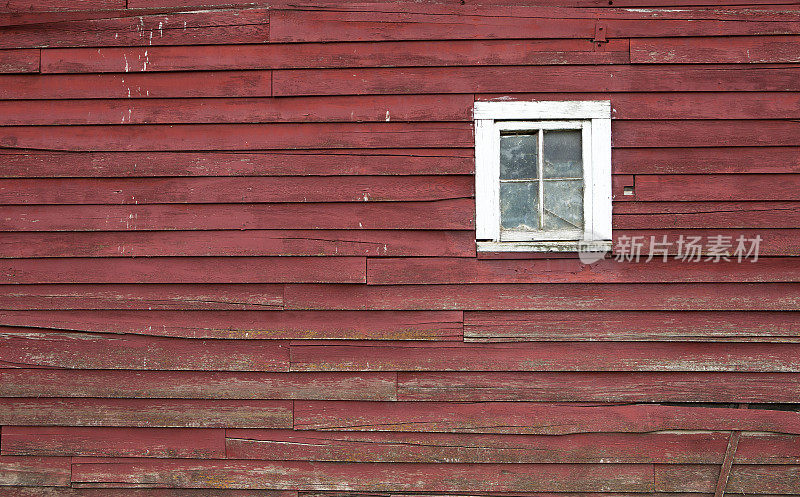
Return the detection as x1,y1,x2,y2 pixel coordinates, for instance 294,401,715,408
474,100,612,252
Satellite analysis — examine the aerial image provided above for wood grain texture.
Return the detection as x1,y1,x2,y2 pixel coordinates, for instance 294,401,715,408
0,49,38,73
0,369,397,400
463,310,800,342
0,149,474,177
224,429,732,464
0,398,293,427
631,35,800,64
0,489,296,497
272,65,800,96
1,257,367,284
3,3,800,494
0,456,71,487
0,230,476,258
294,401,800,434
284,283,800,311
631,174,800,201
613,147,800,174
613,121,800,148
0,0,124,12
0,9,270,48
0,95,473,125
0,201,473,231
0,330,290,370
613,202,800,229
41,39,629,73
2,427,226,458
481,92,800,120
0,310,464,340
0,176,473,204
0,71,271,99
0,284,284,310
655,463,800,493
396,371,800,402
289,341,800,371
0,123,473,151
268,8,800,42
366,257,800,284
70,459,655,492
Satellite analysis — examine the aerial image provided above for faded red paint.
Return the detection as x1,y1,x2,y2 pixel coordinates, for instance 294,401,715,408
0,1,799,494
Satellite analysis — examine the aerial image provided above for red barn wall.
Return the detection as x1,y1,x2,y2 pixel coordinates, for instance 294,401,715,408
0,1,799,495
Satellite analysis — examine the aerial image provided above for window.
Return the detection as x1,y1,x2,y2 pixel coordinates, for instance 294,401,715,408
474,100,612,252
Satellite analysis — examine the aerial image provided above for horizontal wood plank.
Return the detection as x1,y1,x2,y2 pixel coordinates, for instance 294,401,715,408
0,149,474,177
366,257,800,284
0,201,473,231
2,426,226,458
295,401,800,434
0,123,472,151
0,284,284,310
0,71,271,99
0,95,473,125
70,459,655,492
0,330,290,370
613,147,800,175
0,456,71,487
632,174,800,201
268,9,594,42
289,341,800,371
614,121,800,148
0,370,397,400
0,176,473,204
656,463,800,494
0,488,295,496
283,283,800,311
0,257,366,284
613,202,800,229
225,429,731,464
41,39,629,73
481,92,800,120
273,65,800,96
0,9,270,48
632,35,800,64
1,0,124,12
268,8,800,42
0,398,293,428
0,310,463,340
464,310,800,342
0,230,476,258
0,49,38,73
396,371,800,402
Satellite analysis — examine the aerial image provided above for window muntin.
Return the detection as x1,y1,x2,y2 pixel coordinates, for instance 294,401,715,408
474,101,611,252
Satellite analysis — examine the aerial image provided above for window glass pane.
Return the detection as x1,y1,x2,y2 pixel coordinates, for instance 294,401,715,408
543,129,582,178
500,133,538,180
500,181,539,230
543,180,583,230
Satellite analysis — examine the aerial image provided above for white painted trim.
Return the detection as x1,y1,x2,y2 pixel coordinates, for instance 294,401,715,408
496,120,584,131
478,240,613,253
475,118,500,241
591,117,612,240
474,100,611,120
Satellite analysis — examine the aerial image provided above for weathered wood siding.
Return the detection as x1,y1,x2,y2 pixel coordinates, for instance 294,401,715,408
1,1,799,495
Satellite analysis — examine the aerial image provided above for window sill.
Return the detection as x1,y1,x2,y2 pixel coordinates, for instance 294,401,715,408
477,240,613,253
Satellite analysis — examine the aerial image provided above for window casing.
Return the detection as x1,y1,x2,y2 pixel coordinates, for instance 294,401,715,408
474,100,612,252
